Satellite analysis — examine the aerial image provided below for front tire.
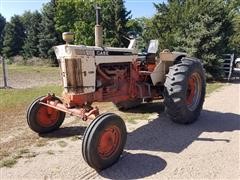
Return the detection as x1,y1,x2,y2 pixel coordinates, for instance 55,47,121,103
82,113,127,171
164,57,206,124
27,96,66,133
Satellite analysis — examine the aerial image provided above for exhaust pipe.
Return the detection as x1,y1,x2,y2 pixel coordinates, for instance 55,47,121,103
95,6,103,47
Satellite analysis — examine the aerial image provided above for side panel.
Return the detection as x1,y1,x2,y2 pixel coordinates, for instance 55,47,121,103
150,61,166,85
150,61,176,85
151,51,187,85
81,56,96,93
60,56,96,94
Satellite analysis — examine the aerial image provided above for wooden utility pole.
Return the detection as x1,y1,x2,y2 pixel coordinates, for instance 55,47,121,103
1,56,8,88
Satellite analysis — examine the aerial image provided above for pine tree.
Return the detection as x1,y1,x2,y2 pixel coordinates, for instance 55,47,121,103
151,0,185,51
2,15,25,58
103,0,131,47
0,13,6,54
38,0,61,64
229,0,240,56
175,0,234,77
22,11,42,58
230,14,240,56
150,0,236,78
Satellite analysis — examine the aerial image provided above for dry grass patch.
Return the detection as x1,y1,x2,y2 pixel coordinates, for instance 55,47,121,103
206,82,224,95
0,158,17,168
57,140,68,148
71,135,81,141
46,150,55,155
25,152,38,158
36,140,49,147
0,148,34,168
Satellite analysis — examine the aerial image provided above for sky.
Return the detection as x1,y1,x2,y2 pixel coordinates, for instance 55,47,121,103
0,0,164,22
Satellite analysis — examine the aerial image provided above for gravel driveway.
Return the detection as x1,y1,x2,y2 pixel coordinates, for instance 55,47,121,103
1,82,239,179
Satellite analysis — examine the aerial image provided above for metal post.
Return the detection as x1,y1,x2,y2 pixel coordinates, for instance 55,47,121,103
227,54,234,81
1,56,8,88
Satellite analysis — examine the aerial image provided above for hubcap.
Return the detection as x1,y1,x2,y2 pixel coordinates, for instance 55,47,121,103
36,105,59,127
186,73,202,111
97,125,121,159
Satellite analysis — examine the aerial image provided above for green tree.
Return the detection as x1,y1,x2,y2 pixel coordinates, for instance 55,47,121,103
0,14,6,54
126,17,151,51
228,0,240,56
73,1,95,45
2,15,25,58
38,0,61,63
176,0,234,77
55,0,131,47
55,0,97,45
126,18,143,38
22,11,42,58
149,0,236,77
103,0,131,47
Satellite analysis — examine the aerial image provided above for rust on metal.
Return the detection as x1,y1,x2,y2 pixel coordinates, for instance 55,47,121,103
36,104,60,127
39,98,99,121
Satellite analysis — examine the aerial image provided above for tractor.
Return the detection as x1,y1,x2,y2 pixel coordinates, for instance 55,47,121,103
27,7,206,171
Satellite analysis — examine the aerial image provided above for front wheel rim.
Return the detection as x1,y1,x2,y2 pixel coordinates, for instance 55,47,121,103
36,105,60,127
97,125,121,159
186,73,202,111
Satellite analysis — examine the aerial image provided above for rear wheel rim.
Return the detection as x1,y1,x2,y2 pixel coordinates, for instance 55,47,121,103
97,125,121,159
186,73,202,111
36,105,60,127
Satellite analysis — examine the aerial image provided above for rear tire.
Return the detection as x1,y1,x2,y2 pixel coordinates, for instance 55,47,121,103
164,57,206,124
82,113,127,171
27,96,65,133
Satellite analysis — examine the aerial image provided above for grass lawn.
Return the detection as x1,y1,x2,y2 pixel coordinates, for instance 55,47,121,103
0,85,62,110
206,82,224,95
